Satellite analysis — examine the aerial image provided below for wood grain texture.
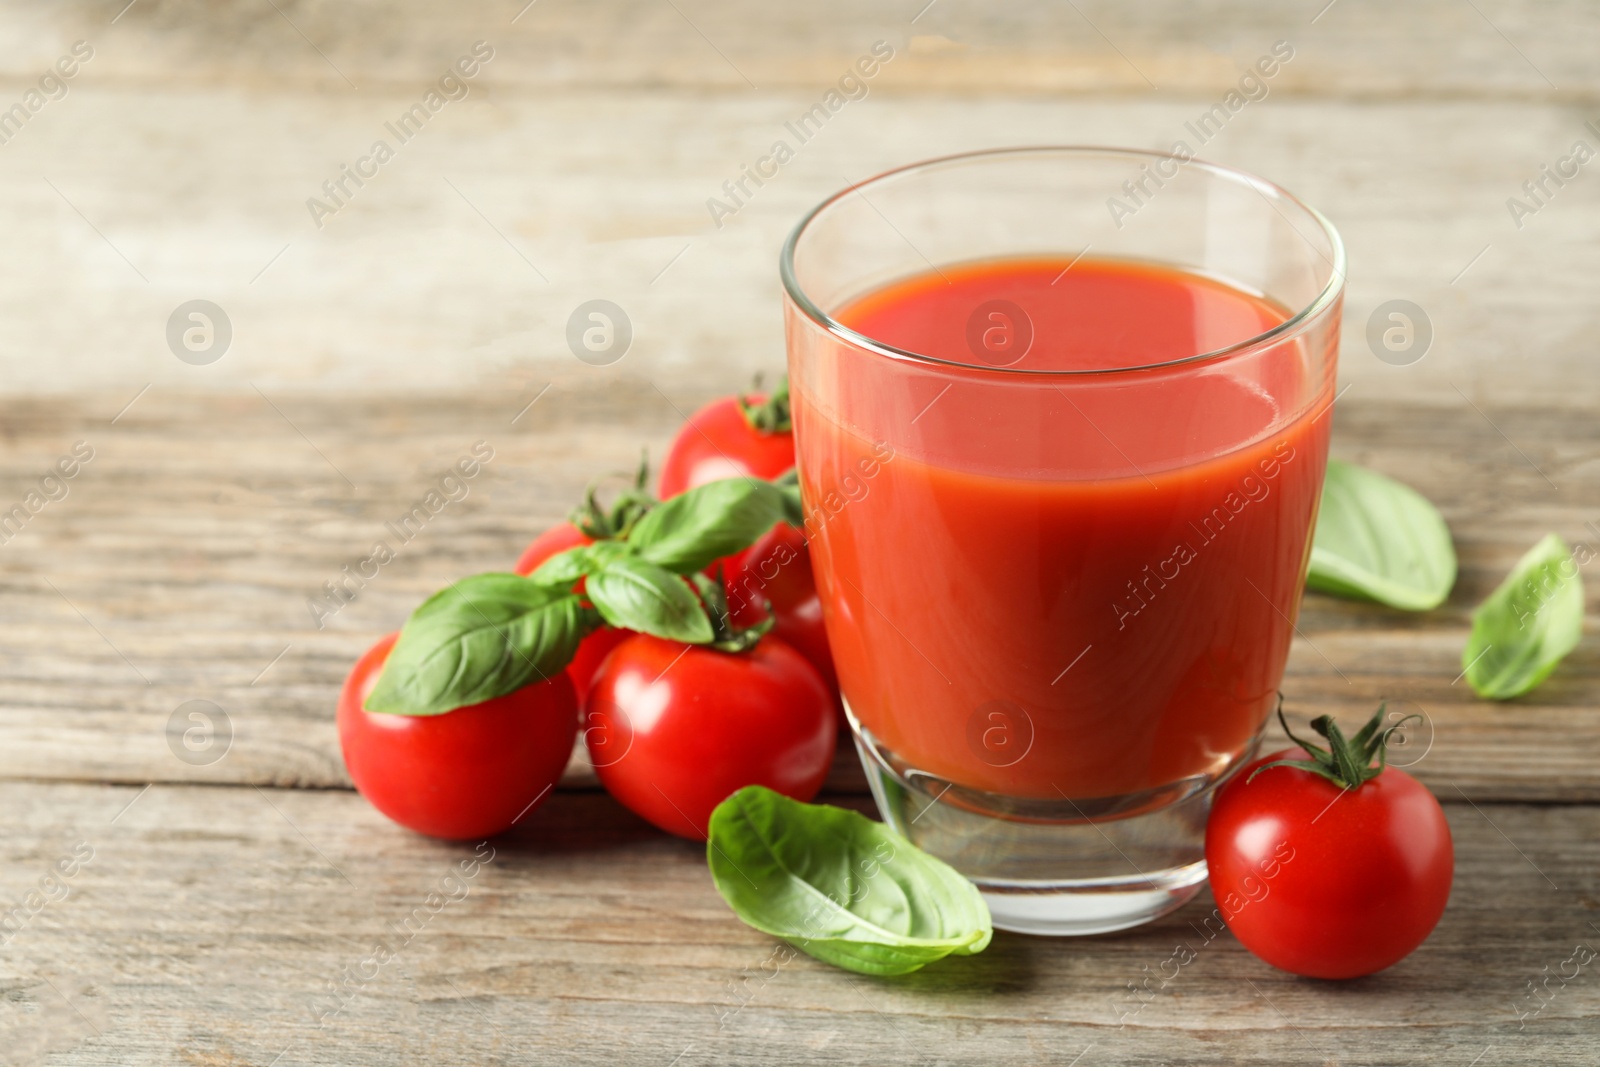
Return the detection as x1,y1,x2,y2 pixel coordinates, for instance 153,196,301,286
6,0,1598,99
0,3,1595,1062
0,5,1592,403
0,781,1593,1066
0,388,1594,803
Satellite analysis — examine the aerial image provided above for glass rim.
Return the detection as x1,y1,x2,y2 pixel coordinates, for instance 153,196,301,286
778,146,1347,378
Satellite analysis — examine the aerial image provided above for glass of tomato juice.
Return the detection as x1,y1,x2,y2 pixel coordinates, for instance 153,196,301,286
781,148,1344,934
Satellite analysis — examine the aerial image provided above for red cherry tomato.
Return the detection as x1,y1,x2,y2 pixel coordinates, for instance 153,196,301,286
724,523,840,712
584,633,836,840
1205,747,1454,979
514,522,633,704
338,633,577,840
657,394,797,497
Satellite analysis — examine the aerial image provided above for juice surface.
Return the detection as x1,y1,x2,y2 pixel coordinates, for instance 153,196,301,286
796,257,1332,800
841,255,1287,373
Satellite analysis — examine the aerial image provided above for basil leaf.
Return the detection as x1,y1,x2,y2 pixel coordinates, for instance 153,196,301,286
1463,533,1584,700
707,786,992,977
527,540,631,587
586,556,713,643
629,478,789,574
528,545,593,587
1307,459,1457,611
365,573,586,716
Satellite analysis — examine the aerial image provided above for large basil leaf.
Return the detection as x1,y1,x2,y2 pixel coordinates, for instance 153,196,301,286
586,556,713,643
707,786,992,977
1463,533,1584,700
364,573,586,715
1307,459,1457,611
628,478,790,574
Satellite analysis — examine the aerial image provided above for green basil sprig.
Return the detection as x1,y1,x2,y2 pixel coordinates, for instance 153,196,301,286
365,475,797,716
364,575,590,715
707,786,992,977
1307,460,1457,611
1463,533,1584,700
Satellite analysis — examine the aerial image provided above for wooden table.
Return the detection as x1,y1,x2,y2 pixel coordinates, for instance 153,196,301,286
3,2,1598,1063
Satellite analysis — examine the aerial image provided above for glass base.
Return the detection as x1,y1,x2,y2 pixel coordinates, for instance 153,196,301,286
848,702,1256,936
976,865,1208,936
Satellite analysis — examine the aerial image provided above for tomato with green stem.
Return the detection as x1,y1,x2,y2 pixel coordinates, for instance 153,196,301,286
657,379,797,496
338,633,577,840
1205,702,1453,979
583,575,836,840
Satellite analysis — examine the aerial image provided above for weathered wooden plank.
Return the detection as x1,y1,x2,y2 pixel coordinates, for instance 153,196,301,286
0,780,1592,1065
7,0,1598,100
0,90,1592,405
0,390,1595,804
0,381,688,788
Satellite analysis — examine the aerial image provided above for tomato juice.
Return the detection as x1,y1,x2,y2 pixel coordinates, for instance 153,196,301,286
792,257,1334,802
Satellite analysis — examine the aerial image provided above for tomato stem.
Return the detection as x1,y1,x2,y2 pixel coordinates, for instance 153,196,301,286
573,449,658,539
1247,698,1420,790
737,375,792,435
693,568,775,654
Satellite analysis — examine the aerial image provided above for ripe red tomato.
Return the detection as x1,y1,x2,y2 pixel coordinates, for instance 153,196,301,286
338,633,578,840
583,633,836,840
657,393,797,497
1205,746,1454,979
514,522,632,704
724,522,839,702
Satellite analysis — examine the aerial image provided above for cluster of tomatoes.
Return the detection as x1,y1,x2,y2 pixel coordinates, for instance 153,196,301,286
337,383,842,842
335,381,1457,983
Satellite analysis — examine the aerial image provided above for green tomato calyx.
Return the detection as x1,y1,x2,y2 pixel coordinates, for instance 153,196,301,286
573,449,657,540
692,569,774,654
1247,699,1420,791
737,375,792,435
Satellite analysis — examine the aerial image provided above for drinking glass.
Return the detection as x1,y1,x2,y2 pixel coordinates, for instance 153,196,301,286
780,147,1343,934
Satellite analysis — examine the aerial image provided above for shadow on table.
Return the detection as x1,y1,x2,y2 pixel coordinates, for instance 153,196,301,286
880,929,1040,997
492,790,668,854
